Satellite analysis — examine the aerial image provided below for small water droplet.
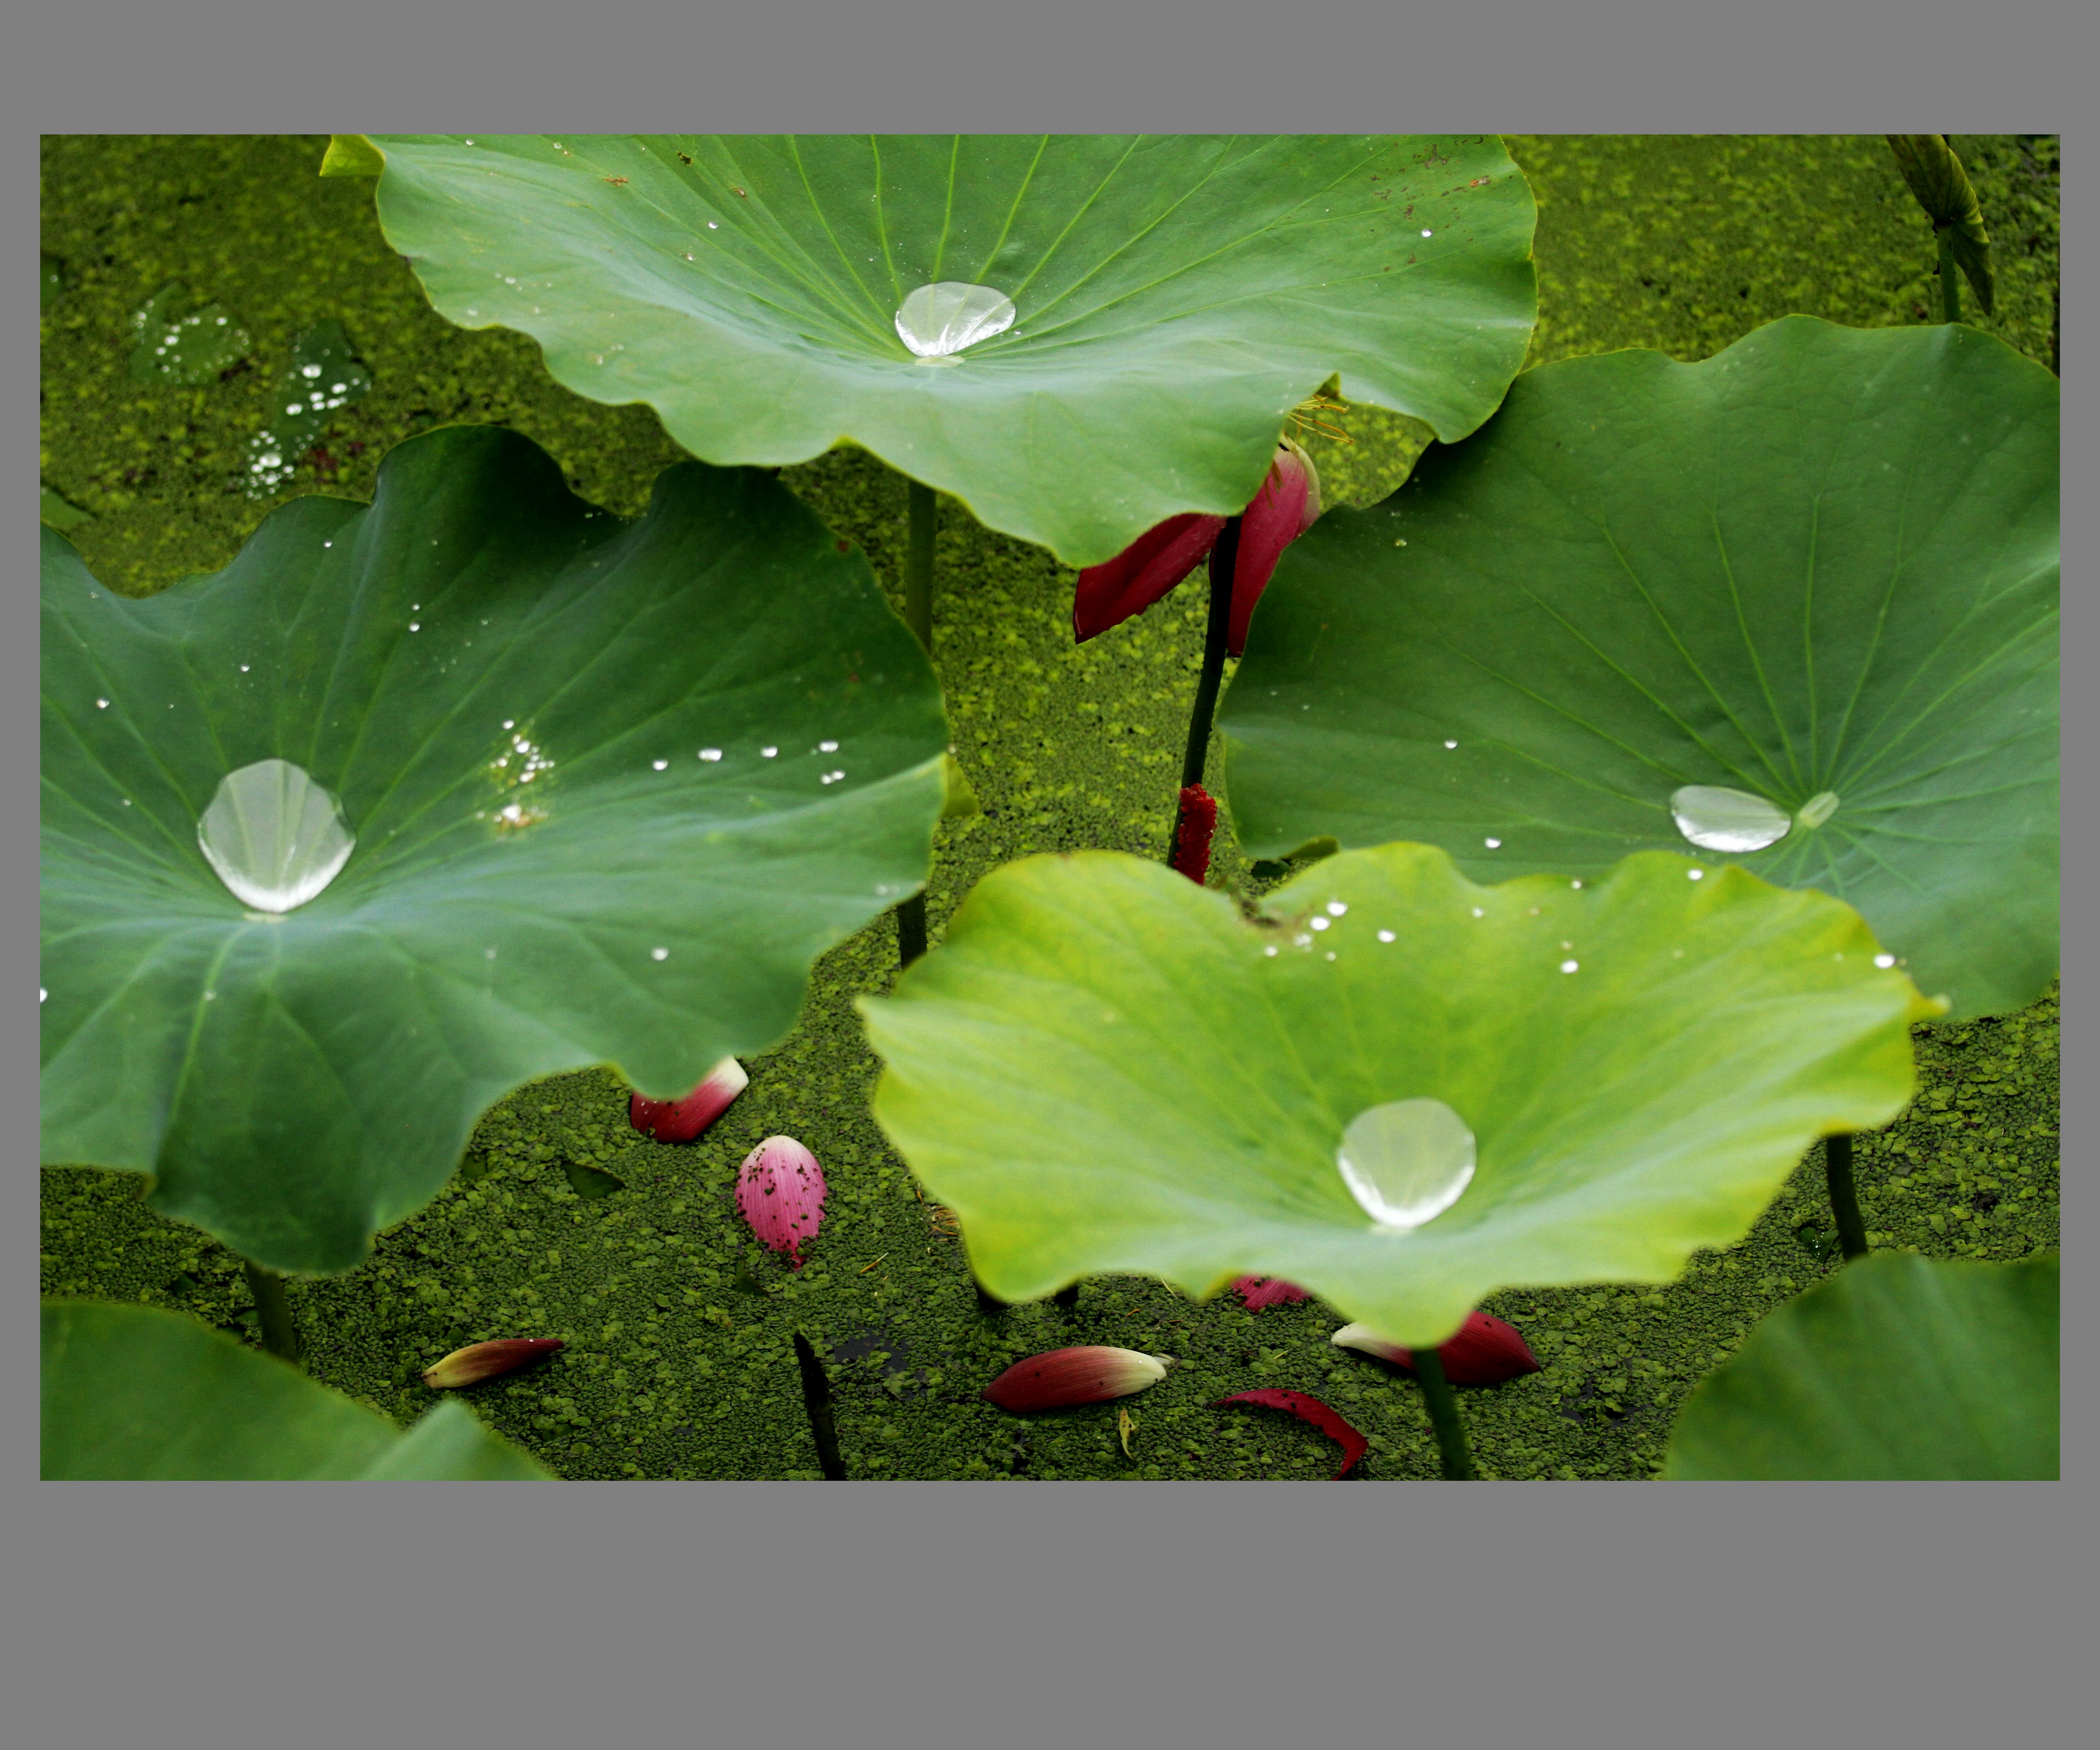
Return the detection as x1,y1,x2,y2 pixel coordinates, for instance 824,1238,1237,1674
1264,944,1279,956
894,281,1016,360
39,987,47,1003
1443,739,1458,749
95,699,109,709
1377,929,1396,943
1470,907,1485,918
651,947,669,961
1337,1098,1475,1232
1421,228,1433,237
1311,916,1331,931
1484,837,1501,849
819,739,839,752
239,665,249,673
761,746,778,758
1687,867,1705,881
1326,901,1347,916
196,759,355,914
1560,959,1579,974
1670,785,1790,853
699,748,722,762
1874,953,1896,969
408,623,420,632
503,720,515,730
653,759,669,771
485,947,498,960
1570,879,1583,889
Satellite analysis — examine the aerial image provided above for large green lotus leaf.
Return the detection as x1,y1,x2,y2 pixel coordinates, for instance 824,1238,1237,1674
1664,1253,2058,1478
41,425,946,1274
41,1300,552,1478
859,844,1938,1347
358,134,1538,566
1219,317,2058,1022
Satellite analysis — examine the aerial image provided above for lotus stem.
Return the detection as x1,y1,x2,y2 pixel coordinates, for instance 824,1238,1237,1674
1413,1347,1475,1479
895,478,938,967
1937,229,1962,324
1166,514,1242,864
1823,1132,1870,1261
792,1333,847,1479
242,1260,301,1367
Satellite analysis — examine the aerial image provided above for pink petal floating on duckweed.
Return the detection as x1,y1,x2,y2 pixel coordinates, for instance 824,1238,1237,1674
1331,1311,1542,1386
736,1134,827,1267
983,1346,1175,1412
422,1338,564,1390
1232,1275,1311,1310
1214,1388,1368,1478
628,1055,748,1143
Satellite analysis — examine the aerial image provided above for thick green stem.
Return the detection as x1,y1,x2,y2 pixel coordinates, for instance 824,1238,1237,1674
895,479,938,967
1166,516,1241,863
242,1260,301,1367
1824,1131,1870,1261
792,1333,847,1479
1938,228,1962,324
1414,1348,1475,1479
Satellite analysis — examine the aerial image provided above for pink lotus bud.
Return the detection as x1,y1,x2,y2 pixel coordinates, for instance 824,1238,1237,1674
422,1337,564,1390
629,1055,747,1143
736,1134,827,1268
1226,437,1322,657
1214,1388,1368,1478
1172,784,1218,884
1331,1311,1541,1386
983,1346,1175,1412
1232,1275,1311,1310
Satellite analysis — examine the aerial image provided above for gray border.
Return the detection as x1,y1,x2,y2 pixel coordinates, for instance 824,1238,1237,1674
18,0,2078,1745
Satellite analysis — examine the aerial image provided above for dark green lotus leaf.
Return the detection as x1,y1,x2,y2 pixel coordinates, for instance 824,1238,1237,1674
41,1300,551,1478
358,134,1538,566
1664,1253,2058,1478
860,844,1936,1347
1221,318,2058,1021
41,425,946,1274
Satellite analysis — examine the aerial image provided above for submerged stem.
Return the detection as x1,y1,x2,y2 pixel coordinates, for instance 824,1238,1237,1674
242,1260,301,1367
1166,515,1241,863
1414,1348,1475,1479
895,478,938,968
1937,228,1962,324
792,1333,848,1479
1824,1131,1870,1261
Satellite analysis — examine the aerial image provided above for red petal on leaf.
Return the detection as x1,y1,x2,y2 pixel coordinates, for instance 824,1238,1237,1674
1214,1388,1368,1478
1072,513,1226,644
736,1135,827,1268
1172,785,1218,884
1232,1275,1311,1310
628,1056,748,1143
1227,439,1322,657
422,1338,564,1390
1332,1311,1541,1386
983,1346,1174,1411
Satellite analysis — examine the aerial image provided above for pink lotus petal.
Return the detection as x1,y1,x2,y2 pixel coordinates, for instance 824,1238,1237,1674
1232,1275,1311,1310
1214,1388,1368,1478
1072,512,1226,644
629,1056,748,1144
1331,1311,1542,1386
983,1346,1175,1412
1227,438,1322,657
422,1338,564,1390
1172,784,1218,885
736,1134,827,1267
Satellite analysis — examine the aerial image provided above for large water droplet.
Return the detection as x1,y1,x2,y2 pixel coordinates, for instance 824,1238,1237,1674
196,759,355,913
1336,1098,1475,1232
894,281,1015,362
1669,785,1791,854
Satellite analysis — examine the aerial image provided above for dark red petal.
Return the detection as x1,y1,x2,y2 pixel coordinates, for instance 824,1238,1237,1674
1226,444,1321,657
1390,1311,1542,1386
1073,513,1226,644
1214,1388,1369,1478
1232,1275,1311,1310
628,1057,748,1144
1171,785,1218,885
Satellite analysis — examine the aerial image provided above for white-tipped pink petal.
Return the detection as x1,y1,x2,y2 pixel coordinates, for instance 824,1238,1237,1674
629,1055,748,1143
983,1346,1175,1411
736,1134,827,1267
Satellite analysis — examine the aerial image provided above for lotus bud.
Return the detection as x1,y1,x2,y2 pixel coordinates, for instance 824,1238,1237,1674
736,1134,827,1268
629,1055,747,1143
1172,784,1218,885
1331,1311,1541,1386
983,1346,1176,1412
1233,1275,1311,1310
422,1337,564,1390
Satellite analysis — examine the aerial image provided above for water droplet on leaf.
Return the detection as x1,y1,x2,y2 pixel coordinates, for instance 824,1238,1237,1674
894,281,1016,360
1669,785,1791,853
196,759,355,913
1336,1099,1475,1232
